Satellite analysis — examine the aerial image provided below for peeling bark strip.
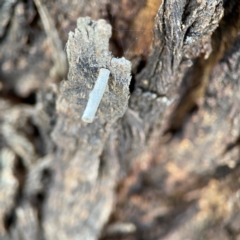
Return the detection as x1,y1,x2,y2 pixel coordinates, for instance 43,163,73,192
130,0,223,124
137,0,223,95
44,17,131,240
163,0,240,133
53,17,131,151
122,0,224,158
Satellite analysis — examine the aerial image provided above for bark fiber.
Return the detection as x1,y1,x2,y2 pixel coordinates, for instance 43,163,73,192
0,0,240,240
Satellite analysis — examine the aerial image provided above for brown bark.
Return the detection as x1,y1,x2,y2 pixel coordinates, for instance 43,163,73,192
0,0,240,240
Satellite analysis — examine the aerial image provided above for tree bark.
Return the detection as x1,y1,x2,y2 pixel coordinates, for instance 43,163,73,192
0,0,240,240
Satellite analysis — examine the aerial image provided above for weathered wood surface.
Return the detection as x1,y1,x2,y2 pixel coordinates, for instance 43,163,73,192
44,17,131,240
0,0,240,240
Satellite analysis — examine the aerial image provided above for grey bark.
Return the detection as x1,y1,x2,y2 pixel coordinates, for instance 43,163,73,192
0,0,240,240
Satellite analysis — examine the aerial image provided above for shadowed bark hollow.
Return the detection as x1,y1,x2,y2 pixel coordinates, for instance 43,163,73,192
0,0,240,240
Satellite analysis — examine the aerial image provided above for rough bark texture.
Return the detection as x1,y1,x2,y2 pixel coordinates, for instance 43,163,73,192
1,0,240,240
45,17,131,240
